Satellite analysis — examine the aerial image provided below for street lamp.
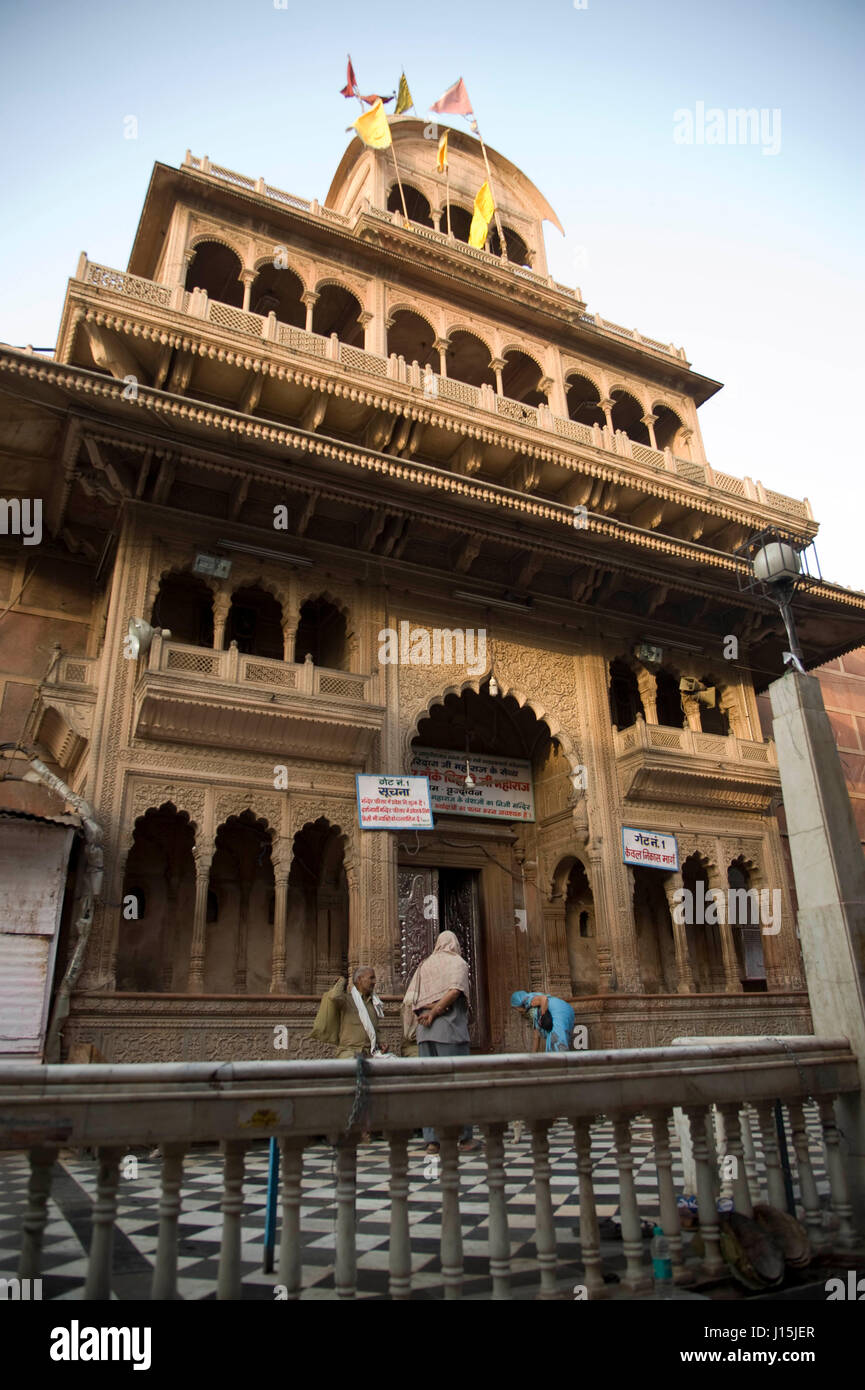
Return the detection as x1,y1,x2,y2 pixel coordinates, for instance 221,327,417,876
736,526,819,675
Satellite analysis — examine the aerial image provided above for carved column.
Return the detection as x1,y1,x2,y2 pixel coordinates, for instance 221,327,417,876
598,397,614,433
270,840,291,994
489,357,505,396
635,667,658,724
240,270,256,312
707,862,742,993
188,846,214,993
301,290,319,332
434,337,450,376
681,694,702,732
585,850,615,993
641,413,658,449
662,872,696,994
541,897,570,997
344,860,361,983
358,310,373,349
213,589,231,652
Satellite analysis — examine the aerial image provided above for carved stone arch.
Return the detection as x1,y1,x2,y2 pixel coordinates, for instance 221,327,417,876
500,341,546,376
444,322,495,359
681,845,720,882
214,792,282,835
127,787,205,834
649,397,684,422
401,672,582,785
549,850,589,902
289,802,356,864
314,274,365,303
251,252,306,285
187,231,246,264
608,381,650,411
386,300,439,336
563,363,604,394
225,567,292,616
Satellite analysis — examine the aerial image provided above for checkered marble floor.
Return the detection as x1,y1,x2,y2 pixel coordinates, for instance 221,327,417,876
0,1114,830,1300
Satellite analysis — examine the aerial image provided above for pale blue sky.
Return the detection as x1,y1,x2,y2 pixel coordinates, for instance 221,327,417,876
1,0,862,586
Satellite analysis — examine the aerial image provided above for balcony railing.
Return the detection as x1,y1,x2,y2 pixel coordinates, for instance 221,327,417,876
73,260,812,524
146,637,374,703
614,720,778,766
0,1038,858,1299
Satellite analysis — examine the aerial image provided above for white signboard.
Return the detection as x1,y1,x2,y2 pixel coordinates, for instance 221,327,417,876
409,748,535,822
622,825,679,871
356,775,433,830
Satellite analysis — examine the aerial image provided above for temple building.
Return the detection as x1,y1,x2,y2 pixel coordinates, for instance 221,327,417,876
1,119,864,1062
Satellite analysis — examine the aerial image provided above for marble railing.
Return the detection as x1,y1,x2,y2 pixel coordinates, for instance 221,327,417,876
0,1038,858,1300
74,260,812,523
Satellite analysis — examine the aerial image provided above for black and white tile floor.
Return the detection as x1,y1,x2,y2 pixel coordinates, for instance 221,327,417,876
0,1115,830,1300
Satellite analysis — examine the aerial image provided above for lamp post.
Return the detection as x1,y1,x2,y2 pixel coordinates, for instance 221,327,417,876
744,535,865,1228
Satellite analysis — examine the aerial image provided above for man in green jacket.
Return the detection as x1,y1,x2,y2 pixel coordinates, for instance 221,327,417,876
327,967,387,1058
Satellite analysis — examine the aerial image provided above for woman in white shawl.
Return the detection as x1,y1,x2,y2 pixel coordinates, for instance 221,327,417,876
402,931,478,1153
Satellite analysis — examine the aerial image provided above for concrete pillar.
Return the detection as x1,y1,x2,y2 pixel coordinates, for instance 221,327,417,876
769,669,865,1225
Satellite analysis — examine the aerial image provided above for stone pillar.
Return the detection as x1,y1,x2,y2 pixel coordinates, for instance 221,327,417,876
357,311,373,348
641,413,658,449
769,669,865,1223
598,397,614,433
188,846,213,993
585,850,616,993
270,842,291,993
213,589,231,652
635,667,658,724
434,337,450,376
344,860,361,981
490,357,505,396
707,863,742,993
662,872,696,993
240,270,255,312
301,291,318,332
681,694,702,732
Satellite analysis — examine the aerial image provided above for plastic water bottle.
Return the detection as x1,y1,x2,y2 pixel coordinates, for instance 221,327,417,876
651,1225,673,1299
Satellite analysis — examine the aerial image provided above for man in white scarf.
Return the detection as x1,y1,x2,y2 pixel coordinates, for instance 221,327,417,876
402,931,477,1154
326,967,388,1058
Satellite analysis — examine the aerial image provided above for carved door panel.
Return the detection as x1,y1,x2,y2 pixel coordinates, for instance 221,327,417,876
440,869,488,1051
397,868,438,987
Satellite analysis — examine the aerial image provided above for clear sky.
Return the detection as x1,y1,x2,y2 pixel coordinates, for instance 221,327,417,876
1,0,862,587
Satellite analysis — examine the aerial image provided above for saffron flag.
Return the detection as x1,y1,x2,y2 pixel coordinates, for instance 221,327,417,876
394,72,413,115
340,56,359,99
351,98,392,150
469,180,494,248
430,77,473,116
436,129,449,172
360,91,395,106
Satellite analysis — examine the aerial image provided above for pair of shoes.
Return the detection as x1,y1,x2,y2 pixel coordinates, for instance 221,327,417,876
425,1142,440,1154
458,1139,480,1153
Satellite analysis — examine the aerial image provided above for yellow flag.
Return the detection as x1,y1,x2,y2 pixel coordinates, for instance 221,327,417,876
395,72,413,115
352,98,392,149
436,129,448,172
469,180,495,248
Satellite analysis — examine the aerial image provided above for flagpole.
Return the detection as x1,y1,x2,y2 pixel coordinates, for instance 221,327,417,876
474,125,508,260
446,161,451,237
388,138,410,224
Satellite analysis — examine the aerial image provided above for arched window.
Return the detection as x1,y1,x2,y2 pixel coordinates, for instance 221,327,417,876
151,573,214,648
697,676,730,736
609,659,644,730
445,331,495,389
653,404,683,452
387,310,437,369
249,265,304,326
388,183,433,227
656,669,684,728
488,225,531,266
610,389,650,445
225,587,284,660
566,374,604,427
501,350,545,406
448,205,473,244
294,597,348,669
185,242,243,307
313,284,363,345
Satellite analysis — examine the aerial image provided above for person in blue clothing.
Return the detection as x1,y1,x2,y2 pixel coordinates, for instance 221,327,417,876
510,989,575,1052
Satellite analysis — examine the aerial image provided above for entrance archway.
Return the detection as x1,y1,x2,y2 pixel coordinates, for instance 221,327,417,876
632,866,677,993
285,818,349,993
117,804,195,992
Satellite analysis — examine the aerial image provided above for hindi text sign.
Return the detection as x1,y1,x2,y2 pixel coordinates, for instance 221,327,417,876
356,775,433,830
622,826,679,871
409,747,535,822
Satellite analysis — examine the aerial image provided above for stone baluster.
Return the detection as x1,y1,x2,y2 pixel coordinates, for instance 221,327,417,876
84,1147,123,1300
572,1118,604,1297
687,1106,724,1276
531,1121,558,1298
151,1143,185,1300
789,1103,824,1250
335,1142,358,1299
277,1139,305,1300
755,1103,788,1210
717,1104,753,1217
484,1123,511,1299
818,1098,858,1248
613,1116,650,1291
188,846,213,993
649,1111,686,1282
217,1141,246,1300
18,1146,56,1280
388,1132,411,1299
439,1129,463,1299
662,873,696,993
